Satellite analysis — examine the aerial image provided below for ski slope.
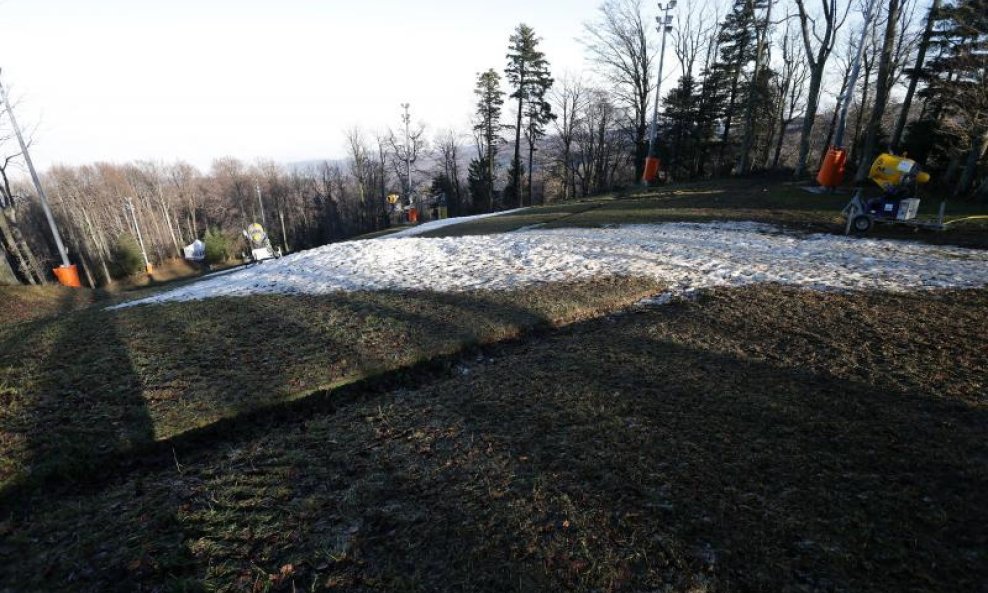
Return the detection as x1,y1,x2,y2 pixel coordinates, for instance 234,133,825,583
115,221,988,308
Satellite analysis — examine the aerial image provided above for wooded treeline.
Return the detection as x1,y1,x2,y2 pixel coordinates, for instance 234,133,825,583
1,0,984,287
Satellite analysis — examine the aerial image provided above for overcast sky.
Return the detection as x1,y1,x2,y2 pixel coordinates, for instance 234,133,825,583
0,0,620,170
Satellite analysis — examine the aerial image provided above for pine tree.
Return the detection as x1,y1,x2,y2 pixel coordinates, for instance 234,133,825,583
707,0,760,173
908,0,987,195
505,24,553,207
473,69,505,212
467,157,495,213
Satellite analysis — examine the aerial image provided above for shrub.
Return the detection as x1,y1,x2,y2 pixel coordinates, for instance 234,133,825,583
110,233,145,278
203,227,230,265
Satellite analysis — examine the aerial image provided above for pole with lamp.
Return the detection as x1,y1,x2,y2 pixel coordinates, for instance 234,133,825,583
0,69,80,287
642,1,676,185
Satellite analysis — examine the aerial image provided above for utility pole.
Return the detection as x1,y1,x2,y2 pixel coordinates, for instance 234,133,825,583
642,1,676,185
401,103,412,206
126,197,152,275
0,69,71,269
255,180,267,226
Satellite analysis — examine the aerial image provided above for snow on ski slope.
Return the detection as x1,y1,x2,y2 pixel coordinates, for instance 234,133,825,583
384,208,526,238
115,221,988,308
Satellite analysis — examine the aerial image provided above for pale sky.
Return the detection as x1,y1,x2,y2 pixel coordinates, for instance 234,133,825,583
0,0,615,170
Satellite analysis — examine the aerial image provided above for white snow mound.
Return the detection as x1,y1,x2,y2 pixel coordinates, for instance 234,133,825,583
114,221,988,308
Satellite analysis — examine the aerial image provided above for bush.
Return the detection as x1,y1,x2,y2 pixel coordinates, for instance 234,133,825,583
110,233,145,278
203,227,231,265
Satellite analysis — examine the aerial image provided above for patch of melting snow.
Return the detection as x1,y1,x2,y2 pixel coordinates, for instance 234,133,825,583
381,208,527,239
112,221,988,309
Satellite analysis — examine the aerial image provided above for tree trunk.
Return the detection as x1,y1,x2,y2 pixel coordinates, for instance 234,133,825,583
891,0,940,150
955,127,988,197
513,94,524,207
737,0,774,174
794,69,824,177
1,209,45,284
855,0,900,183
0,244,18,285
0,211,36,284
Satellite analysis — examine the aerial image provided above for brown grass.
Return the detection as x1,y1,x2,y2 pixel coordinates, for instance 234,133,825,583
0,285,983,592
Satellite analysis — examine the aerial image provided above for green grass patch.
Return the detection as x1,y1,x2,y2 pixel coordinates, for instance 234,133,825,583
0,277,662,493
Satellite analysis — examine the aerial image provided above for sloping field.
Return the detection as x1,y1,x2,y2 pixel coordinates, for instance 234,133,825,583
1,286,984,592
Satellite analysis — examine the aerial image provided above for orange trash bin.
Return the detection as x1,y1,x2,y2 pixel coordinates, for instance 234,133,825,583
408,207,419,223
817,147,847,188
53,264,82,288
642,156,661,183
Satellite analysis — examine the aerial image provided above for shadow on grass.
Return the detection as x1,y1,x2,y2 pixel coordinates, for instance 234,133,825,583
1,291,984,592
3,284,635,505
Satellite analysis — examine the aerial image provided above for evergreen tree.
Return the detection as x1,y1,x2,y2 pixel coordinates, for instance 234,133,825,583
472,69,505,212
505,24,553,207
907,0,987,195
467,157,495,213
707,0,760,173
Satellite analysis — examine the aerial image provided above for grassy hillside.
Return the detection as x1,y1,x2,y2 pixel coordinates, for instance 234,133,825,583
1,286,984,592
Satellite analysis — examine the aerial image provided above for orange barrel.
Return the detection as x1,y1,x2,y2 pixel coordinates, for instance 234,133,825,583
642,156,661,183
53,264,82,288
408,207,419,223
817,147,847,188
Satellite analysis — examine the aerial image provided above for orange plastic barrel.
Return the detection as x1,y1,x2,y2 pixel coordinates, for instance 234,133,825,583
642,156,661,183
817,147,847,188
408,207,419,223
53,264,82,288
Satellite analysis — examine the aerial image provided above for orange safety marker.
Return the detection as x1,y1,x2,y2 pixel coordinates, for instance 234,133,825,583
53,264,82,288
817,147,847,189
643,156,662,183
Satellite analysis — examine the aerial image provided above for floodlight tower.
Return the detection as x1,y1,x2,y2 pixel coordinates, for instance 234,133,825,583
401,102,412,204
642,1,676,185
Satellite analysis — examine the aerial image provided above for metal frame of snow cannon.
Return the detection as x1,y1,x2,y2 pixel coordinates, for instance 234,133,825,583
241,222,282,265
842,153,945,235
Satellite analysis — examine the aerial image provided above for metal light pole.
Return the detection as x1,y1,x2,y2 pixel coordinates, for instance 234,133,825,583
401,103,412,204
0,69,71,269
642,1,676,185
254,180,267,226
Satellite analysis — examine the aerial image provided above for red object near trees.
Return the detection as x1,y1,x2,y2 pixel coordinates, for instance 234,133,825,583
817,147,847,188
53,264,82,288
643,156,662,183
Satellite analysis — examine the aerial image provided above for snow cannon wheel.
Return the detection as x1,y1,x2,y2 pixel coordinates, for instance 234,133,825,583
851,214,873,233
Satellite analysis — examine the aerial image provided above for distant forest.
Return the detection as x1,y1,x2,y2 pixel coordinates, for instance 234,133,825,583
1,0,985,286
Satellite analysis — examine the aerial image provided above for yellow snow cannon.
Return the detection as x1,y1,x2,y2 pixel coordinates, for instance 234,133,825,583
868,153,931,192
842,153,942,234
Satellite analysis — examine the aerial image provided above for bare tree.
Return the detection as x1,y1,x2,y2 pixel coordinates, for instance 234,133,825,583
581,0,655,179
854,0,903,182
549,74,589,201
793,0,852,176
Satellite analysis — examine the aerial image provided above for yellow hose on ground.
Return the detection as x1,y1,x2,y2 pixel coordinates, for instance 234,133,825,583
943,215,988,226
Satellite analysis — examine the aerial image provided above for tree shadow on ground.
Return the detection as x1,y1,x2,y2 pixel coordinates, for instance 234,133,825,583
0,286,594,502
1,288,984,592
